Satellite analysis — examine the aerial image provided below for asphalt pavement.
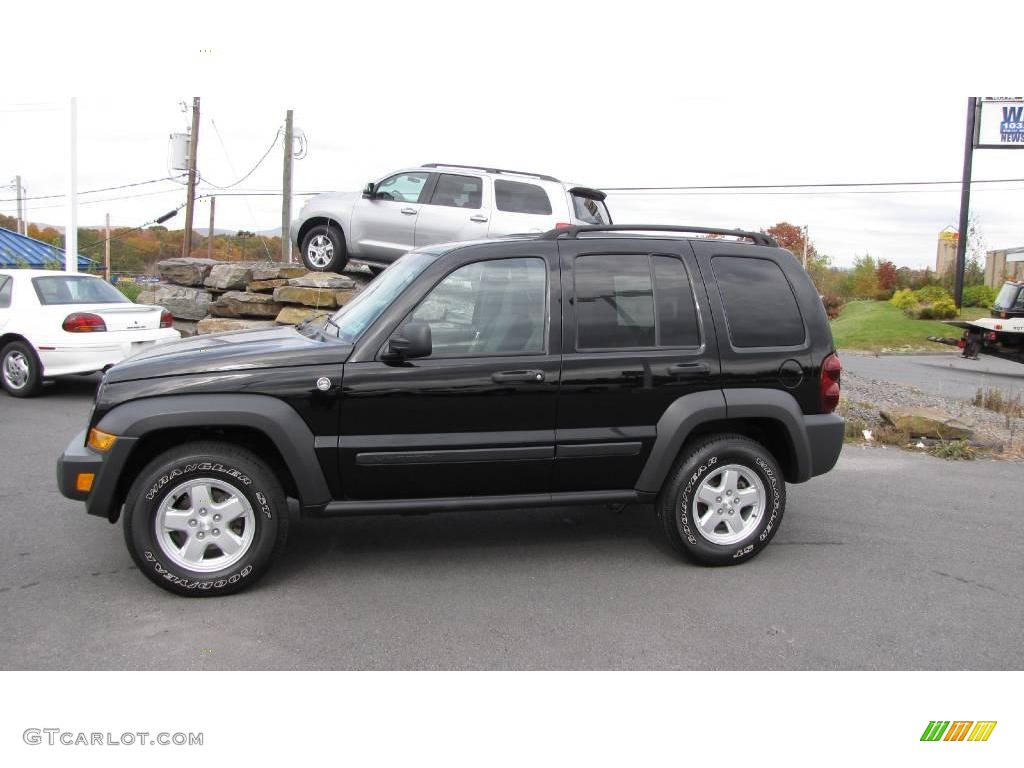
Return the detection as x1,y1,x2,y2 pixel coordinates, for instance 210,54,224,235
842,350,1024,401
0,375,1021,670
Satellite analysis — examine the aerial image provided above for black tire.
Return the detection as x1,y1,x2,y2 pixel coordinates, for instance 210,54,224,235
123,441,289,597
656,434,785,566
300,223,348,273
1,340,43,397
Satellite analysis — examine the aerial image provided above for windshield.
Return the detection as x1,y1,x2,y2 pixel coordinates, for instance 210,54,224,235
33,275,129,305
994,282,1021,309
323,251,439,343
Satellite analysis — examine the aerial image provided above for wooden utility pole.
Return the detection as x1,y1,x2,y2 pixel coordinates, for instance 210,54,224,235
104,212,111,281
281,109,294,263
802,225,809,270
953,97,978,309
208,196,216,258
14,175,24,235
181,97,200,258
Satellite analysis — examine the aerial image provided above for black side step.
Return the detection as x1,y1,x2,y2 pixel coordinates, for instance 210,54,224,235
312,490,654,517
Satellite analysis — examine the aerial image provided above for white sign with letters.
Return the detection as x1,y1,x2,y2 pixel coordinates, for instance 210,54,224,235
977,97,1024,147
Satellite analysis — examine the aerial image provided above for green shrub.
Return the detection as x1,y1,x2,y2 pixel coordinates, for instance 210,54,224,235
962,285,997,308
891,288,918,313
929,439,975,460
916,305,934,320
116,281,142,302
930,297,958,319
914,285,952,304
821,293,845,320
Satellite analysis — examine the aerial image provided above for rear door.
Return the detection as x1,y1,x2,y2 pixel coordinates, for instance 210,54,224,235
555,237,719,491
349,171,430,262
413,172,490,248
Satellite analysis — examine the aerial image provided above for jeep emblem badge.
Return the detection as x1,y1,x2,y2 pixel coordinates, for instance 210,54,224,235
316,377,332,391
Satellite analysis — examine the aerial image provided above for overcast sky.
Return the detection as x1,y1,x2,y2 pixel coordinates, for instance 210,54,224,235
2,1,1022,269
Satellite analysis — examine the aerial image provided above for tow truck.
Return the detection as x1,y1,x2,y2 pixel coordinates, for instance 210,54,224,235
940,280,1024,363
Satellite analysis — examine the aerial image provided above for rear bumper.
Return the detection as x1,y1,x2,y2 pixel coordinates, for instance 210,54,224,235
803,413,844,478
39,332,180,377
56,429,138,521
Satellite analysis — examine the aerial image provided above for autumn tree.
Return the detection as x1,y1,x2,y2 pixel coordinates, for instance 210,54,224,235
875,260,898,291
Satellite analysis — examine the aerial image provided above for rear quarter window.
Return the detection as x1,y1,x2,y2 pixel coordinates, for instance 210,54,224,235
494,180,552,215
712,256,805,347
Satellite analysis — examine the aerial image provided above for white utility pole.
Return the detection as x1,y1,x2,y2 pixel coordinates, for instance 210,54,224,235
105,212,111,281
14,175,24,235
802,225,809,270
65,98,79,273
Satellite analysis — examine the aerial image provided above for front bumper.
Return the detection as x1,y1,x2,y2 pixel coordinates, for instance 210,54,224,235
56,429,138,522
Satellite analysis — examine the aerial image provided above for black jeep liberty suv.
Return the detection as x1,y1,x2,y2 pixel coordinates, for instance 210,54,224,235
58,225,844,596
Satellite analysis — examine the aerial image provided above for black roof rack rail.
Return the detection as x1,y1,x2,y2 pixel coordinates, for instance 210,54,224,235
539,224,777,247
422,163,560,183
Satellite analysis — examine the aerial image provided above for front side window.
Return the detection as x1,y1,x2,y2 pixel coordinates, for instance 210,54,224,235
32,275,128,305
429,174,482,209
407,257,547,357
712,256,805,348
376,172,429,203
495,180,552,215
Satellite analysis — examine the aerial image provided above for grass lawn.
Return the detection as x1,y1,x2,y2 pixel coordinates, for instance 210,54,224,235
830,300,989,352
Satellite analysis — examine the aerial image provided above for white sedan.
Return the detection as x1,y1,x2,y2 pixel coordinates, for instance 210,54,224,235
0,269,181,397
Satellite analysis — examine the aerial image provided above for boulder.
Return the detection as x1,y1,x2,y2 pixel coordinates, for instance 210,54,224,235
275,306,331,326
152,284,213,321
197,317,278,335
273,286,340,308
158,257,220,287
336,288,358,307
210,291,284,318
251,263,308,281
287,272,357,289
880,408,974,440
247,278,289,293
204,263,256,291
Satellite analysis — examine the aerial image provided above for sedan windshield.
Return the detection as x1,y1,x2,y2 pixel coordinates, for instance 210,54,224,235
323,251,439,343
33,275,129,305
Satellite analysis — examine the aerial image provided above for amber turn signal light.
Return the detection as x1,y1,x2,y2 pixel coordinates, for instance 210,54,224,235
76,473,95,493
87,428,118,452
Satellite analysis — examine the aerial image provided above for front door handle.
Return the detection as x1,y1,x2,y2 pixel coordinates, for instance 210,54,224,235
492,369,545,383
400,207,417,215
469,214,488,223
668,361,711,376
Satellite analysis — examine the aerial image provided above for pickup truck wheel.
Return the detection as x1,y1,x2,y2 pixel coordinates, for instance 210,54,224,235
123,442,289,597
657,434,785,566
1,340,43,398
300,224,348,273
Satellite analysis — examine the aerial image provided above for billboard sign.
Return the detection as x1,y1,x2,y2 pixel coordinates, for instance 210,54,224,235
976,97,1024,148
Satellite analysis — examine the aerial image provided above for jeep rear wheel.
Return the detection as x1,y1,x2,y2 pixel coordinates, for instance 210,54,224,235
123,441,289,596
657,434,785,565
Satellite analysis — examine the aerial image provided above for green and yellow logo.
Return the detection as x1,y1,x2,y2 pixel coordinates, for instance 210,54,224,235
920,721,997,742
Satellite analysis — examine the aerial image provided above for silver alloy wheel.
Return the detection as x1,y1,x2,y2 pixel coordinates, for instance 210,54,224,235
154,478,256,573
691,463,766,546
3,351,30,390
306,234,334,268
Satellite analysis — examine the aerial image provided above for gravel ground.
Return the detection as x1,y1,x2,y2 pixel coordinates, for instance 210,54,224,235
841,368,1023,456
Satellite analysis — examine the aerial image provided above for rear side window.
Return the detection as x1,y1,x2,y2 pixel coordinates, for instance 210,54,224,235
574,254,700,350
712,256,805,347
494,180,552,215
572,193,612,225
0,277,11,308
430,174,482,209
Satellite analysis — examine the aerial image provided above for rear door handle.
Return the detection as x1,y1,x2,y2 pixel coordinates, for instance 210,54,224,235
400,207,417,215
668,361,710,375
470,214,488,222
492,369,545,383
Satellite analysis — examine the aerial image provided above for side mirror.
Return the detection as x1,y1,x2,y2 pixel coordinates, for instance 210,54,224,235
362,182,377,199
386,321,432,361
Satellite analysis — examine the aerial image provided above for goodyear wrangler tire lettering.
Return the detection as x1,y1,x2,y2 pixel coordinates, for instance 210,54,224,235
657,434,787,567
124,442,288,597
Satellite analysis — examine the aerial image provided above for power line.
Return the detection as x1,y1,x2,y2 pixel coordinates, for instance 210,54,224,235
0,175,186,203
601,177,1024,192
78,204,187,252
198,125,281,189
0,187,185,213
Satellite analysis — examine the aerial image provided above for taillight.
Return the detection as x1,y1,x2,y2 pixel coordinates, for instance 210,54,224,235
63,313,106,333
554,222,572,230
160,309,173,328
820,353,841,413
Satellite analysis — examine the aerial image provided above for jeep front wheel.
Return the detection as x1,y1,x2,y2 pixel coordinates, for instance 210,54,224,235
123,442,289,596
657,434,785,565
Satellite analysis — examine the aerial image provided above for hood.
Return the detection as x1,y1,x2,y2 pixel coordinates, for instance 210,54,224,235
104,325,353,383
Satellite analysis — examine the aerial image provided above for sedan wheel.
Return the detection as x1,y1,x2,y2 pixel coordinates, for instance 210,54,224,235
1,341,43,397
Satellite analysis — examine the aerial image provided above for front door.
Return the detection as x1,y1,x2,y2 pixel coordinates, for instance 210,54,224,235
414,172,490,248
554,238,720,491
350,171,430,262
338,244,561,500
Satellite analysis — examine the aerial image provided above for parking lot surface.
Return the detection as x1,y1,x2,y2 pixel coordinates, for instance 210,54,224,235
843,351,1024,401
1,375,1021,670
